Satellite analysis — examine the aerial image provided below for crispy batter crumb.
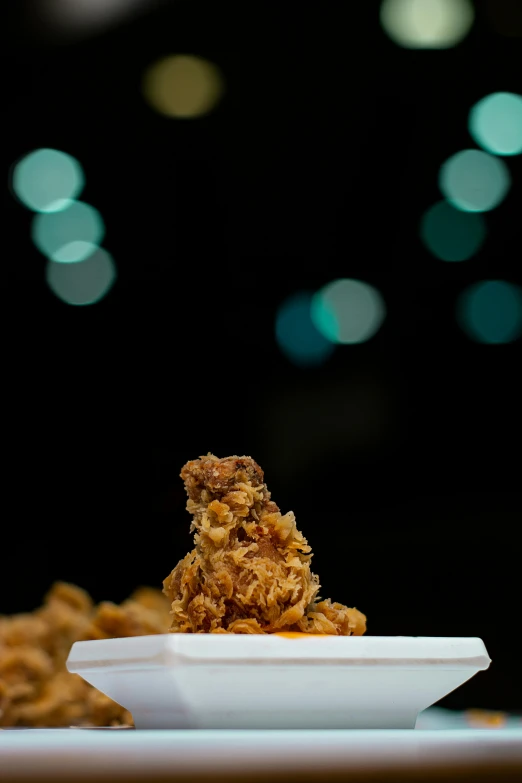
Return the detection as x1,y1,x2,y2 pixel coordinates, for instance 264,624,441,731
163,454,366,635
0,583,171,727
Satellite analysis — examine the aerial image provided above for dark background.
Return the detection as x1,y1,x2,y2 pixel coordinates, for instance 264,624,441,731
3,0,521,712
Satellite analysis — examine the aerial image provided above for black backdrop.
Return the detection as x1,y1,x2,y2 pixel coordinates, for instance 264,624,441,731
4,0,521,713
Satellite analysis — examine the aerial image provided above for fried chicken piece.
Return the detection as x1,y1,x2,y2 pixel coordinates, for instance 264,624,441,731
37,583,94,667
0,645,54,713
86,596,171,640
11,671,91,728
129,586,173,623
0,678,8,724
0,614,50,651
163,454,366,635
0,582,170,727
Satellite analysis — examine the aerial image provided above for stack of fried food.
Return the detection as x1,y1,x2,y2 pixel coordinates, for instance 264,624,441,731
164,454,366,635
1,452,367,728
0,583,171,728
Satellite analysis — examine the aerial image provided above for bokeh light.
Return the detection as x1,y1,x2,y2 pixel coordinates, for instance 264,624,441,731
311,279,386,345
275,292,335,367
11,148,84,213
40,0,152,37
468,93,522,157
380,0,474,49
438,150,511,212
46,247,117,306
31,201,105,263
142,55,225,119
457,280,522,344
420,201,487,262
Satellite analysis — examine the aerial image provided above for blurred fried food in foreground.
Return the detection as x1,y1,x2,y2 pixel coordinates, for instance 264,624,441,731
0,583,171,727
164,454,366,635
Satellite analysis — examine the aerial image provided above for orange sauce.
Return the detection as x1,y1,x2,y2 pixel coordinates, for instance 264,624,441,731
465,709,507,728
274,632,332,639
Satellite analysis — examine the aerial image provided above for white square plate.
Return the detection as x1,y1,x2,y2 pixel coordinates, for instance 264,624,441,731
66,635,491,730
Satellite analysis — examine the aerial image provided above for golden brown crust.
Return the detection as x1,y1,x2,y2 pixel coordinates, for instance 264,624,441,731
0,582,170,727
181,455,266,502
163,454,366,636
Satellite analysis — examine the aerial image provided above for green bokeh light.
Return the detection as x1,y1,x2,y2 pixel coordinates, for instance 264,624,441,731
275,292,335,367
46,247,117,306
457,280,522,344
32,201,105,263
420,201,487,261
438,149,511,212
469,92,522,156
11,148,84,213
311,279,386,344
380,0,475,49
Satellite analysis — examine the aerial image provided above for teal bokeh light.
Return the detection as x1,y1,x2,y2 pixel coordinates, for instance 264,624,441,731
31,201,105,263
438,149,511,212
275,292,335,367
469,92,522,156
457,280,522,344
311,279,386,344
46,248,117,306
11,148,84,213
420,201,487,261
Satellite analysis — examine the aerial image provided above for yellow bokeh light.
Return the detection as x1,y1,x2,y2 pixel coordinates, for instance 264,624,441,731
142,55,225,119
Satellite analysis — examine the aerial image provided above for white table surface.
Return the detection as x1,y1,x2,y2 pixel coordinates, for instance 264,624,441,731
1,727,522,781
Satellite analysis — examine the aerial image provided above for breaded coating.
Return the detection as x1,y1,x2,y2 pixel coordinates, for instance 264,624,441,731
86,596,171,641
0,582,170,727
163,454,366,635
